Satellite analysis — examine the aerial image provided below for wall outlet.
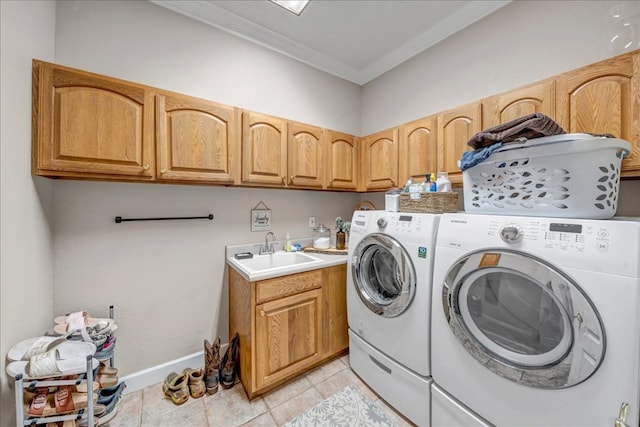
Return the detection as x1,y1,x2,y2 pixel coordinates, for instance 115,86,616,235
308,216,316,227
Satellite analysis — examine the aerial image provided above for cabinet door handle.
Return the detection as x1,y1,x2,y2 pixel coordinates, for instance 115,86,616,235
160,169,167,174
281,176,286,184
290,175,294,183
259,310,265,317
142,164,150,171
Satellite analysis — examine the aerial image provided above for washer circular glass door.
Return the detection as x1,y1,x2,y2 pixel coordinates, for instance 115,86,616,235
351,233,416,318
443,249,605,389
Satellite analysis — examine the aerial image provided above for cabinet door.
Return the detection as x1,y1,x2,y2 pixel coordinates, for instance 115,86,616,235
156,93,240,183
242,111,287,185
321,265,348,356
32,60,154,179
483,79,555,128
557,52,640,176
360,128,399,191
287,121,324,188
325,130,358,190
255,289,323,390
398,116,437,186
436,102,482,185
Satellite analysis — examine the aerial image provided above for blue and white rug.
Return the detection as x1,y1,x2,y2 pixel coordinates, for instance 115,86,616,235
282,385,397,427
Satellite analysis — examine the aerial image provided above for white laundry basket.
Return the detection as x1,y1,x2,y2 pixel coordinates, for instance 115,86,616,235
462,133,631,219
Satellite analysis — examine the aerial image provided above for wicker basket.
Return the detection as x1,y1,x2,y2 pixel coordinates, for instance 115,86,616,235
400,192,458,214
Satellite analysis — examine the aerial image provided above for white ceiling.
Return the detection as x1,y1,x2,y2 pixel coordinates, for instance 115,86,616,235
150,0,512,85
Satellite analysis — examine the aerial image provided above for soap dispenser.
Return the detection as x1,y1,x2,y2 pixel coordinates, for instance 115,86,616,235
285,233,292,251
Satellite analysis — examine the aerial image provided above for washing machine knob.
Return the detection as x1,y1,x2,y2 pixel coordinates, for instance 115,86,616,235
500,224,523,243
377,217,388,228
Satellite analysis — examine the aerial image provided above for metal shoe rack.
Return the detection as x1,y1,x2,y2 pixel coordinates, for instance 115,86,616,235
13,306,117,427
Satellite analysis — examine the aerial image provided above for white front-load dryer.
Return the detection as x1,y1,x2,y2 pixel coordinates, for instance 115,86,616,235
347,210,439,426
431,213,640,427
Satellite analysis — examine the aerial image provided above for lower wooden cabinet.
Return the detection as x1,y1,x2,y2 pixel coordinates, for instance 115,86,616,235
228,264,348,399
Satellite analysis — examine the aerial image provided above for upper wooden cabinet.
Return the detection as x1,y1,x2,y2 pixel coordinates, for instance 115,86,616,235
241,113,326,188
32,60,155,180
436,101,482,185
359,128,399,191
398,116,437,185
483,79,555,128
325,130,358,190
241,111,287,186
156,92,240,184
557,51,640,177
287,121,325,188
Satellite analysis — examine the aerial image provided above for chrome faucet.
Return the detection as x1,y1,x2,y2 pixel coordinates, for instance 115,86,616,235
260,232,276,254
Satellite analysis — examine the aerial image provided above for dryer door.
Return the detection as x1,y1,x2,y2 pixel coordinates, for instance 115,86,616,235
351,233,416,318
442,249,605,389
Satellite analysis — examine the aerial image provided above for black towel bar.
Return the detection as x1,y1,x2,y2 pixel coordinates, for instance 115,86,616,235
115,214,213,223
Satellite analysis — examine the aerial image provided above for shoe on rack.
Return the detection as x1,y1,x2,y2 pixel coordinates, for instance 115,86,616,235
204,337,221,395
219,333,239,389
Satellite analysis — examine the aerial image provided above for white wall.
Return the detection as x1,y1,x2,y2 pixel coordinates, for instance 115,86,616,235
0,1,56,425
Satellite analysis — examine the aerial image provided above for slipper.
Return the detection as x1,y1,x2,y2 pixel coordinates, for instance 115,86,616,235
5,349,98,379
98,361,118,376
26,386,96,417
54,311,112,327
50,386,97,416
97,373,119,388
97,381,126,404
7,337,96,362
26,388,50,417
53,319,117,337
162,372,189,405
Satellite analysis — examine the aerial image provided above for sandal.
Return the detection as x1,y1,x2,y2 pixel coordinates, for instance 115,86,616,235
29,386,97,417
98,361,118,376
6,349,99,379
26,388,50,417
7,336,95,363
184,368,205,399
162,372,189,405
53,312,117,336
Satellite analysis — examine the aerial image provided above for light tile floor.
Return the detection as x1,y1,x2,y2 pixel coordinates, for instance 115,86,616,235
106,355,416,427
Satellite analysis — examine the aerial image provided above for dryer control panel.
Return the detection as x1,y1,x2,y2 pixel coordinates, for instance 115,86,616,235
438,213,640,277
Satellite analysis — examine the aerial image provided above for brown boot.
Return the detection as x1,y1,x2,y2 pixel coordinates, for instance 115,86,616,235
204,337,221,395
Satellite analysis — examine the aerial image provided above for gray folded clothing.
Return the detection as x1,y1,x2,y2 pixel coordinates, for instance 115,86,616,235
467,112,565,149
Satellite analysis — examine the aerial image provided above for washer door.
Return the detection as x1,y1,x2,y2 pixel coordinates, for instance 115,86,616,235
442,249,605,389
352,233,416,318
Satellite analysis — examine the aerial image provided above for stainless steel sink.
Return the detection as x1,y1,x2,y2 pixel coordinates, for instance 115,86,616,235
227,251,324,281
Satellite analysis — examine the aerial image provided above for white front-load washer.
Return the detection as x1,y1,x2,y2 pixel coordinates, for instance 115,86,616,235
347,210,439,426
431,213,640,427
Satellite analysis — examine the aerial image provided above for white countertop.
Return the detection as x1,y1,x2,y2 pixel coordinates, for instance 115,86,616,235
226,238,348,281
